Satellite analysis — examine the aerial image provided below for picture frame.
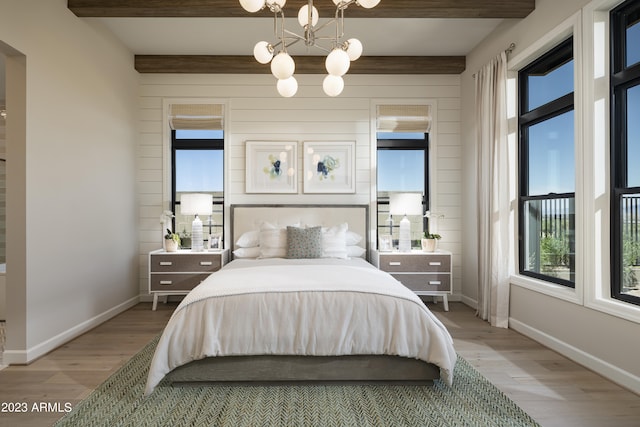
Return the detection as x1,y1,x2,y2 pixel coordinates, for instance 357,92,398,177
303,141,355,193
245,141,298,193
378,234,393,252
209,233,222,250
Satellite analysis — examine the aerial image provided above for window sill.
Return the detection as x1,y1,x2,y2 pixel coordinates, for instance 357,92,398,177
510,274,581,305
585,295,640,325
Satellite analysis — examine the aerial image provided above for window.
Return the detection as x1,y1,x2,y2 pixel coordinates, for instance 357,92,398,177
611,0,640,306
172,129,224,246
518,37,576,287
376,133,429,248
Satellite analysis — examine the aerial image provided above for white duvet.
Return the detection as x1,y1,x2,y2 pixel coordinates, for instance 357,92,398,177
144,258,457,396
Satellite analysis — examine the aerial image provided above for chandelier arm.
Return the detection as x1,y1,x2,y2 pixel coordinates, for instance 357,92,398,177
311,17,337,34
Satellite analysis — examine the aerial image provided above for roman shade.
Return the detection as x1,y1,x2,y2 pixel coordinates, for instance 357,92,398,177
169,104,223,130
376,105,431,133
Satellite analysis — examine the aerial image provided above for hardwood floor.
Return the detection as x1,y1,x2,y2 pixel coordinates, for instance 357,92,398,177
0,301,638,427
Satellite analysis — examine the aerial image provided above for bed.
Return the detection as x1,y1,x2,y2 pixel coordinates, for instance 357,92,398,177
144,205,457,396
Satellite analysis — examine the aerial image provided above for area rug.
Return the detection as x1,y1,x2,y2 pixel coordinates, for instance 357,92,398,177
55,336,540,427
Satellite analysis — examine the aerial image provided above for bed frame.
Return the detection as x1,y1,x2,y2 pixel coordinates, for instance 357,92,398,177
164,204,441,386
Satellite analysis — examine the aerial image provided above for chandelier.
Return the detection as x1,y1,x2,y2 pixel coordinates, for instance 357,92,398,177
239,0,381,97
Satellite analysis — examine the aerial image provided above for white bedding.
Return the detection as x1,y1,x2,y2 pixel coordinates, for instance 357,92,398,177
144,258,457,395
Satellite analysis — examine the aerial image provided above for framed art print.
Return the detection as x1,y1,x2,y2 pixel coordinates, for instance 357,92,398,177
303,141,355,193
245,141,297,193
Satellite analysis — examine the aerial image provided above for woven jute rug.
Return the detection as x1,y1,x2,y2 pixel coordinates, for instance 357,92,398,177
55,336,540,427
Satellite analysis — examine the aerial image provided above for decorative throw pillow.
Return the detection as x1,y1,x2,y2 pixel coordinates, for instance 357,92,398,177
286,226,322,259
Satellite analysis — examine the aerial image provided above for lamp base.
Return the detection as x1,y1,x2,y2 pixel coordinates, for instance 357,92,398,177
191,216,204,252
398,216,411,252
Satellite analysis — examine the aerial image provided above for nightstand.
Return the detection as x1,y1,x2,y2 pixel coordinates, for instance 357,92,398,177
148,249,229,311
372,249,452,311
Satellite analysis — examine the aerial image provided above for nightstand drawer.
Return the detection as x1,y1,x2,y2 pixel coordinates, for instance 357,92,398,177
150,273,211,292
379,254,451,273
150,254,221,273
391,273,451,292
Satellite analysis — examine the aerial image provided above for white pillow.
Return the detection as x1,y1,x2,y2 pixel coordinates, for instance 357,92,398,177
346,230,363,246
236,230,260,248
322,223,348,259
259,221,287,258
233,247,261,259
347,245,366,258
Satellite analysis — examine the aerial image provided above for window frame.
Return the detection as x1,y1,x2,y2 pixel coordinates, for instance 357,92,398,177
375,134,430,245
518,36,576,288
610,0,640,306
171,130,225,236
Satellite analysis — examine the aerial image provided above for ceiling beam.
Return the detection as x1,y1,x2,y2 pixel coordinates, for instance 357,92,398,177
134,55,466,74
69,0,535,19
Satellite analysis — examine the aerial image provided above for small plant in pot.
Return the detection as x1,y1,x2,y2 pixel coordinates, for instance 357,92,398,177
164,228,181,252
421,232,441,252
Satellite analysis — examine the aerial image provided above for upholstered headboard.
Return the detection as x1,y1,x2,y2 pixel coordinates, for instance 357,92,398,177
230,204,369,258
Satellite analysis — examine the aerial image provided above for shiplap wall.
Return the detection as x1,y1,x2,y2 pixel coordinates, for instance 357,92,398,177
138,73,462,298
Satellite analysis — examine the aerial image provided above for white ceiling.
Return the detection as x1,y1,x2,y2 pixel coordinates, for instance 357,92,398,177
0,16,504,103
92,17,503,56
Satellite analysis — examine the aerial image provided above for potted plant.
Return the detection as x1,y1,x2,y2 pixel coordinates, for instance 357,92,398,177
164,228,181,252
421,232,441,252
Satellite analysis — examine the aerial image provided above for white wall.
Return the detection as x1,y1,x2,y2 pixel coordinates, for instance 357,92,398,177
137,73,463,300
0,0,140,362
461,0,640,393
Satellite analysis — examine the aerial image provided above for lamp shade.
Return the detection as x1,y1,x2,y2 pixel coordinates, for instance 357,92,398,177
389,193,423,216
180,193,213,216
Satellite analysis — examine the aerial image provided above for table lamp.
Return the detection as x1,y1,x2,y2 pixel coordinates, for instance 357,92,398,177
180,193,213,252
389,193,423,252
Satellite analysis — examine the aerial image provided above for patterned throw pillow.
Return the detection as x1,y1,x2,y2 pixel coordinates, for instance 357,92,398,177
286,226,322,259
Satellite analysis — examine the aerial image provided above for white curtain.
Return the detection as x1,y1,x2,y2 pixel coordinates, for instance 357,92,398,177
475,51,511,328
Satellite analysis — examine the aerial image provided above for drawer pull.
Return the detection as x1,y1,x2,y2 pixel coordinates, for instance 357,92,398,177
389,262,402,266
429,262,442,266
159,280,173,285
200,261,213,266
429,281,442,285
159,262,173,266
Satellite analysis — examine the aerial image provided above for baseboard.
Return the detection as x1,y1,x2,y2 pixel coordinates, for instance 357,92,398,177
4,295,140,365
460,295,478,309
509,318,640,395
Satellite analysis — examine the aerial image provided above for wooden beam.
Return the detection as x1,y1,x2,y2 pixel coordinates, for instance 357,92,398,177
134,55,465,74
69,0,535,19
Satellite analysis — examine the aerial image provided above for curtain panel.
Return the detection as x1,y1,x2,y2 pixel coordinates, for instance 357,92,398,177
475,51,512,328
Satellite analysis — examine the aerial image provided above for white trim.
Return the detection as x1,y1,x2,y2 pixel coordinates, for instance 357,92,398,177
510,275,582,305
3,296,139,365
369,98,439,249
161,97,229,209
510,317,640,395
508,11,585,307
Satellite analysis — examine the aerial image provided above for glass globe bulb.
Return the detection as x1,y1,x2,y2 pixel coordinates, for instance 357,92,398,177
239,0,265,13
325,49,350,76
356,0,380,8
253,41,273,64
271,52,295,80
277,77,298,97
346,38,363,61
297,4,319,27
323,75,344,97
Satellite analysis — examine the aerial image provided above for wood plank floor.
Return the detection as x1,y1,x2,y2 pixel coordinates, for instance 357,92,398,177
0,301,638,426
